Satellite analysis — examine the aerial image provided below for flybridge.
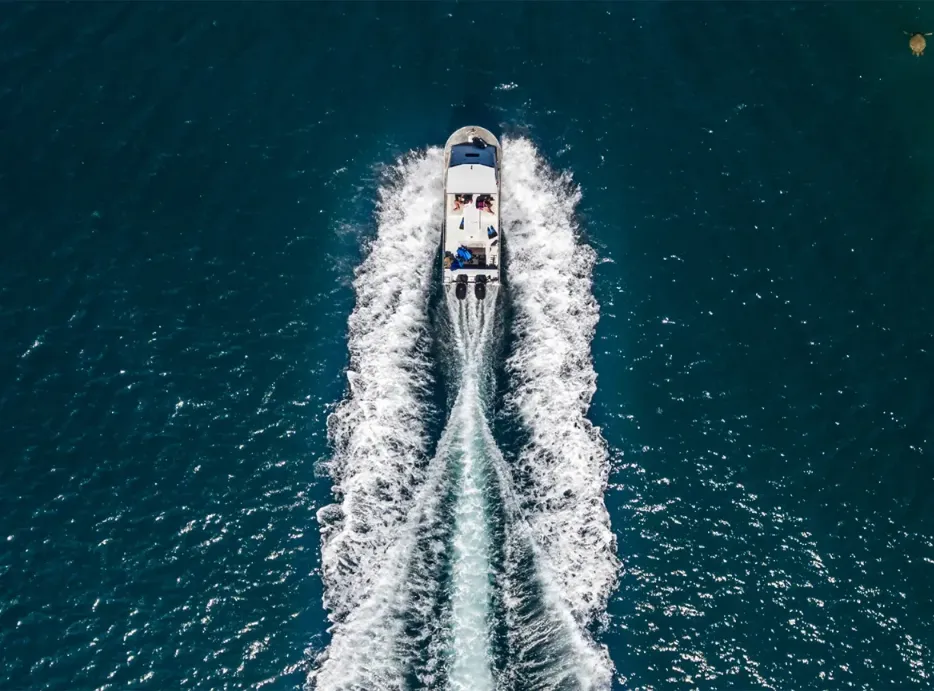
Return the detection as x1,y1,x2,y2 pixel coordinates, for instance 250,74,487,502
441,127,502,300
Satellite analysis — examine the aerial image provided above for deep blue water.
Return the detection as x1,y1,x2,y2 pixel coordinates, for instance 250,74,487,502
3,2,934,689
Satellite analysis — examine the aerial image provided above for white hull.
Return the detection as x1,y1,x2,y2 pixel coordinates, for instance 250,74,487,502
441,126,501,300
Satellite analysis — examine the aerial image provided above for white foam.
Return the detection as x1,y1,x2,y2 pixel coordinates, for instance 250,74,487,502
312,446,452,690
440,287,612,690
445,293,499,691
499,136,620,682
494,476,614,691
313,148,445,689
313,137,619,690
440,290,609,690
314,294,501,691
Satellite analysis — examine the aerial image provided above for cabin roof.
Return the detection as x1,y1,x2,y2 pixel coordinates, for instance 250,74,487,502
446,164,497,194
450,142,496,167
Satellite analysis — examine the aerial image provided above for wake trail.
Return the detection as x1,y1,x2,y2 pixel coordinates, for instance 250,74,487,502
493,136,620,689
444,291,500,691
441,284,612,691
312,137,618,691
315,289,503,691
312,149,449,690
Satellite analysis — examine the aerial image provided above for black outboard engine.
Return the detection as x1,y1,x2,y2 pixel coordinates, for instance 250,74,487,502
474,275,487,300
455,274,468,300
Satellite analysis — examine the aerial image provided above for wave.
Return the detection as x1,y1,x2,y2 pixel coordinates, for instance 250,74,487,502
439,287,613,691
312,148,446,690
443,291,500,691
498,136,619,687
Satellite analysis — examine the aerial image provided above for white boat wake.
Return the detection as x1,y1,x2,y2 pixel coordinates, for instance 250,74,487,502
311,138,618,691
312,149,447,690
444,291,500,691
496,136,618,689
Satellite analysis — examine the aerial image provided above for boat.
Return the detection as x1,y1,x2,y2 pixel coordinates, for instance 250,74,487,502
441,126,501,300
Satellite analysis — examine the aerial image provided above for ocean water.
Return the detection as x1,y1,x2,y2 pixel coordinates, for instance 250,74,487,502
2,2,934,690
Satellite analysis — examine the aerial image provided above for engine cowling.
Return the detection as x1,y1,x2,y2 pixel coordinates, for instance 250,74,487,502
474,276,487,300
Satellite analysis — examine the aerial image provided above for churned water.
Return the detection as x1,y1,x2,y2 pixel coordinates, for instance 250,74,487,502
2,2,933,690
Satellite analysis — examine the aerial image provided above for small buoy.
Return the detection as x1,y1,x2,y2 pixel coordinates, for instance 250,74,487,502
906,31,932,56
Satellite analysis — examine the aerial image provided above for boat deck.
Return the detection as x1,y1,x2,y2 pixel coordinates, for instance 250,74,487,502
443,194,499,279
441,126,501,287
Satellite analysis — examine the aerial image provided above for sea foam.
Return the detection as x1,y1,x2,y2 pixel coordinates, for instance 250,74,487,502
313,149,445,690
498,136,619,686
312,138,619,690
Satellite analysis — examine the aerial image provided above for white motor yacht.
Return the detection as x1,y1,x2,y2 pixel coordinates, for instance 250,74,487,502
441,126,501,300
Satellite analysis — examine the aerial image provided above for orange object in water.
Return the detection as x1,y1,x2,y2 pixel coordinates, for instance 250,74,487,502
907,32,931,56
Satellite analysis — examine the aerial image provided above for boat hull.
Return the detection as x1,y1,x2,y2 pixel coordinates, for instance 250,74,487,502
441,127,501,297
